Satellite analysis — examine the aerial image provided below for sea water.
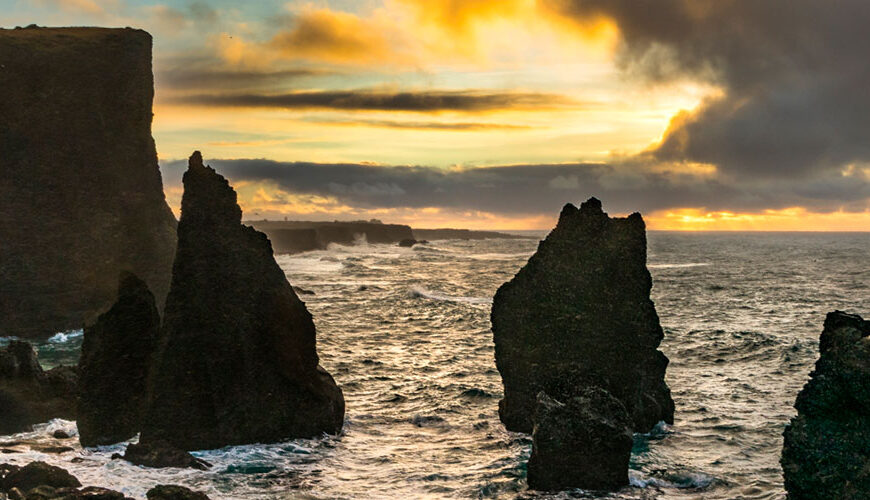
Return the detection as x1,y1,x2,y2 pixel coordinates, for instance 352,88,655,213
1,232,868,499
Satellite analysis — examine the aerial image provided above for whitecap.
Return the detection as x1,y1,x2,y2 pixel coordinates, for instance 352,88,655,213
407,286,491,305
47,330,84,343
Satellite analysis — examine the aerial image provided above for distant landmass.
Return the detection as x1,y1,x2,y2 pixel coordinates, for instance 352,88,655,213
246,220,532,254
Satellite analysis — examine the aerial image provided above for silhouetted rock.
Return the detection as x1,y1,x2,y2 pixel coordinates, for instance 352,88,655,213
251,220,414,254
2,461,80,492
140,152,345,450
120,441,211,471
0,341,77,434
146,485,211,500
51,431,70,440
398,238,418,247
528,389,633,491
78,272,159,447
492,197,673,433
0,27,176,339
782,311,870,499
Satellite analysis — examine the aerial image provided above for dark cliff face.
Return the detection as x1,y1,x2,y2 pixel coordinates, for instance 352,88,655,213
78,272,159,447
782,311,870,499
491,197,674,433
0,27,177,339
140,152,344,451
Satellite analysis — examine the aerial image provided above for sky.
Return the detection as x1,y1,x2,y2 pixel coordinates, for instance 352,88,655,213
3,0,870,230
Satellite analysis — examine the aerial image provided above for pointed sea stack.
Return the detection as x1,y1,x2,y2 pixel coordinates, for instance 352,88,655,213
0,27,176,339
782,311,870,499
139,152,344,451
491,198,673,434
78,272,159,447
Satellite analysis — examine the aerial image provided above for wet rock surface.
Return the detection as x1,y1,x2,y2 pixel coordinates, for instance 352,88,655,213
146,485,211,500
119,441,211,471
527,389,633,491
0,26,176,339
140,152,344,451
0,342,77,434
491,197,674,434
78,273,159,447
1,461,81,492
782,311,870,500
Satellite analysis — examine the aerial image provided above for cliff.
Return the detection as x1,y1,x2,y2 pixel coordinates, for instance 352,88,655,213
0,26,176,338
412,228,530,240
249,220,414,253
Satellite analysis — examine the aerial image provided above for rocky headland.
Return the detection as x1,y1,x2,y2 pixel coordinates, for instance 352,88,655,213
781,311,870,499
491,197,673,490
0,26,176,339
139,152,344,451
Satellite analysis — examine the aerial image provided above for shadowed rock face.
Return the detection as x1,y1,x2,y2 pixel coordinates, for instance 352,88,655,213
528,390,633,491
140,152,344,451
0,26,176,339
491,197,674,433
782,311,870,500
0,341,77,434
78,272,159,447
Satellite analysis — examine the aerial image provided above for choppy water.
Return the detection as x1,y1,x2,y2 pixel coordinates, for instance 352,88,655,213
2,232,869,499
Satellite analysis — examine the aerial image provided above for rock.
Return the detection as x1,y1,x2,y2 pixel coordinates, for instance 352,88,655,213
252,221,415,254
398,238,418,247
7,487,24,500
0,27,177,339
140,152,344,451
51,431,70,440
59,486,129,499
146,485,211,500
528,389,633,491
2,461,81,492
78,272,159,447
781,311,870,499
0,341,77,434
31,446,74,454
491,197,674,433
0,463,21,481
121,440,211,471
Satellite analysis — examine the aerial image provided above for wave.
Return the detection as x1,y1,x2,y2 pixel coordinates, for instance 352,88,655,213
648,262,711,269
47,330,84,343
406,286,491,305
630,470,716,490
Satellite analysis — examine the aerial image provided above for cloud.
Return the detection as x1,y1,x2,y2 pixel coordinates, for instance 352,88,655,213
545,0,870,181
159,157,869,218
157,68,329,91
305,117,534,131
167,90,576,112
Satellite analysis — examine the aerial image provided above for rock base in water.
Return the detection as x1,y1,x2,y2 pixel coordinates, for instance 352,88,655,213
119,441,211,471
78,272,159,447
0,342,77,434
146,485,211,500
492,198,673,434
527,389,633,491
782,311,870,499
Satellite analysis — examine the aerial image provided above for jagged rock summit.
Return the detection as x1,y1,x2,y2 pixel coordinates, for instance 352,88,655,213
0,26,177,339
782,311,870,500
78,272,159,447
491,197,674,434
139,152,344,451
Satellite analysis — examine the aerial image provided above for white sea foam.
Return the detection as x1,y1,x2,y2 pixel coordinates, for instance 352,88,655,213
407,285,491,305
47,330,84,343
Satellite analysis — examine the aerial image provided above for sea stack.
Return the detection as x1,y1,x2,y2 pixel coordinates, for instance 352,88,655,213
492,197,673,434
0,27,177,339
782,311,870,499
0,341,77,434
78,272,159,447
139,152,344,451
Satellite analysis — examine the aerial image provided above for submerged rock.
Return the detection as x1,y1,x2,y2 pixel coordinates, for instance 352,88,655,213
140,152,344,450
398,238,418,247
782,311,870,499
146,485,211,500
78,272,159,447
528,389,633,491
120,441,211,471
0,341,77,434
1,461,81,492
491,197,673,434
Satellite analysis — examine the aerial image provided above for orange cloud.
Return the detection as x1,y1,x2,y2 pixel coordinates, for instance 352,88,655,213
646,207,870,231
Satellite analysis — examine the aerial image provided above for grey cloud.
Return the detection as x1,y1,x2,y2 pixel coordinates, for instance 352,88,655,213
547,0,870,180
159,158,869,216
157,68,329,91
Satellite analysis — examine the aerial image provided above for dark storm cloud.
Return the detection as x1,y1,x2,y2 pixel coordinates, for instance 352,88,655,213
159,158,870,216
168,90,576,112
546,0,870,179
157,68,330,91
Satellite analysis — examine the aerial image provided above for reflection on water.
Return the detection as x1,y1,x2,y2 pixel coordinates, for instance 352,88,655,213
1,232,868,499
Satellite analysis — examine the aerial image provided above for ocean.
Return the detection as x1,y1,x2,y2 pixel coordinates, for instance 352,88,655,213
2,231,869,499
